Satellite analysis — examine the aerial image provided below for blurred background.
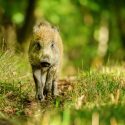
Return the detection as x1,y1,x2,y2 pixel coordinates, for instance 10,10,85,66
0,0,125,75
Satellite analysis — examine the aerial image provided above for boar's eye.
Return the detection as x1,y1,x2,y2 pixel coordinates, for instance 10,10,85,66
51,41,55,48
34,42,41,50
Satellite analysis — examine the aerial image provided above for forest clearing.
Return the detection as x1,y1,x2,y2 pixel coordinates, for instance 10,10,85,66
0,0,125,125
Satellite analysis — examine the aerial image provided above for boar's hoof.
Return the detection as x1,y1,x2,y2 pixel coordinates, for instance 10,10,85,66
36,94,45,101
52,91,59,98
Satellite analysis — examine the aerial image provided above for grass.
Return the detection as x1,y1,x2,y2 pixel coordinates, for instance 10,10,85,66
0,50,125,125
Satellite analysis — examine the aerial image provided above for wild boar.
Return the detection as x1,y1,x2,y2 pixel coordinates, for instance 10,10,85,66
28,22,63,101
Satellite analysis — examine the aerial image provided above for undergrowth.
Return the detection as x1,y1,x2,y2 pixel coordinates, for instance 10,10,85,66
0,51,125,125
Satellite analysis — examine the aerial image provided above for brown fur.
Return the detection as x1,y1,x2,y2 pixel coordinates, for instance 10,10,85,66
29,22,63,101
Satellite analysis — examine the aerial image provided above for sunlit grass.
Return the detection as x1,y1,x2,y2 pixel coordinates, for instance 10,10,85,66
0,51,34,120
0,51,125,125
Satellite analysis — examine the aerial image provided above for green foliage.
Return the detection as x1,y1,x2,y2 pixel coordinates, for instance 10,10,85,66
0,0,125,69
35,0,125,69
0,0,27,24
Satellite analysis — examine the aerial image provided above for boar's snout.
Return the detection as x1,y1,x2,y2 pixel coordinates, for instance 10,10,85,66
40,61,51,67
40,51,52,67
40,56,51,67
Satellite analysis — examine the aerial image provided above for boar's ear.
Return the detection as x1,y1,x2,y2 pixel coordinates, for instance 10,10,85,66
51,25,60,32
38,21,50,27
33,21,51,33
33,25,39,34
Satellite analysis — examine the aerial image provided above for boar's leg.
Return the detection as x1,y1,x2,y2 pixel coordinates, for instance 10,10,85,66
33,69,46,101
44,68,54,96
45,66,59,97
52,79,58,96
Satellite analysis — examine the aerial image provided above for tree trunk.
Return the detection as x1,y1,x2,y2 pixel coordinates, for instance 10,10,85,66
17,0,37,44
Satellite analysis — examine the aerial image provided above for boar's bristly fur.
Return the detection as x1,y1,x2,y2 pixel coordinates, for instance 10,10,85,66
28,22,63,101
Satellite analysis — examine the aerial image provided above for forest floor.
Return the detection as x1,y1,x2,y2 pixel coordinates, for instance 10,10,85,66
0,51,125,125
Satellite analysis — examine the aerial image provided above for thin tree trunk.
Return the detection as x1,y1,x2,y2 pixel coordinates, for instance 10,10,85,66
17,0,37,44
114,1,125,49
